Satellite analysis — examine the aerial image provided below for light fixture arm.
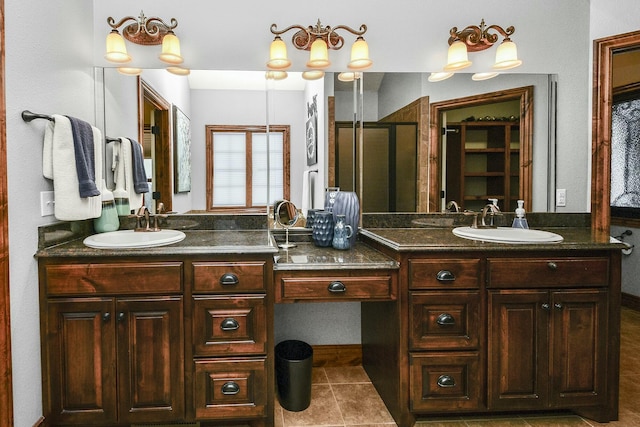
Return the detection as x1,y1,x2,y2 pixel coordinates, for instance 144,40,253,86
270,20,368,51
448,19,515,52
107,10,178,45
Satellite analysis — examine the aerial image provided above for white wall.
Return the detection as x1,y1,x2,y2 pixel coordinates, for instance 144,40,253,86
5,1,96,425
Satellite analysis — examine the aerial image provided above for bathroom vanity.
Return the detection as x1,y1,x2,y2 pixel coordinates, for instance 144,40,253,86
36,221,622,427
359,227,621,426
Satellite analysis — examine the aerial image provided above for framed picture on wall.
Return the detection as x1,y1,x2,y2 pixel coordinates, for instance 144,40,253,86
306,95,318,166
173,105,191,193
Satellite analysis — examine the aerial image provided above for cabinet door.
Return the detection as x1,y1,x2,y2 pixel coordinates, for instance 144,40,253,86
45,298,117,425
550,289,608,407
487,290,549,410
117,296,185,424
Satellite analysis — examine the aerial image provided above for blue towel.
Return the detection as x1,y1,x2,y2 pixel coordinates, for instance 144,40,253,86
129,138,149,194
66,116,100,198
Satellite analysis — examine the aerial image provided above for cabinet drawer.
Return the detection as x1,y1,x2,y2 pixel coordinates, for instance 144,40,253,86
193,295,267,356
45,262,183,295
193,261,266,293
410,351,481,411
410,291,480,350
487,257,609,288
194,357,267,420
409,259,480,289
277,273,395,302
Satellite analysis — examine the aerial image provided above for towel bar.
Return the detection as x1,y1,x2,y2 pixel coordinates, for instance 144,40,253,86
22,110,120,143
21,110,53,122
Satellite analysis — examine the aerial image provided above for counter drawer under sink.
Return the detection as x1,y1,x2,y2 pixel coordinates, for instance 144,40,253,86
409,258,481,290
193,261,266,293
487,257,610,288
275,270,397,302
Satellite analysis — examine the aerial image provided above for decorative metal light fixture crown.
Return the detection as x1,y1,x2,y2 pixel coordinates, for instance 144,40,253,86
267,19,372,80
105,10,190,76
431,19,522,82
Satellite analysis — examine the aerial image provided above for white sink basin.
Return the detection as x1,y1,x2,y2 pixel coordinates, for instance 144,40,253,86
83,229,186,249
452,226,563,244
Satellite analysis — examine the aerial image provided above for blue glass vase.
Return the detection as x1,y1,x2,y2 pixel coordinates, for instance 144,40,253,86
312,211,334,247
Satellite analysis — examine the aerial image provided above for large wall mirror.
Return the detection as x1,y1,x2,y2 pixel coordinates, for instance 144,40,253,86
98,69,558,216
592,30,640,241
331,72,556,213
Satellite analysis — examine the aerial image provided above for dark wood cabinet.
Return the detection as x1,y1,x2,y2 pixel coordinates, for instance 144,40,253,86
359,241,621,427
45,295,184,425
488,288,608,410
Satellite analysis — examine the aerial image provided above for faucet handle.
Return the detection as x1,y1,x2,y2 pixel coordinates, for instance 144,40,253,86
463,211,479,228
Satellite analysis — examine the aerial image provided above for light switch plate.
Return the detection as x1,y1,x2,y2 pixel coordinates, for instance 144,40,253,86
556,189,567,207
40,191,55,216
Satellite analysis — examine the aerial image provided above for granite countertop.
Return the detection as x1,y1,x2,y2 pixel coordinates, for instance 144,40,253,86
359,227,625,252
273,242,399,271
36,229,278,258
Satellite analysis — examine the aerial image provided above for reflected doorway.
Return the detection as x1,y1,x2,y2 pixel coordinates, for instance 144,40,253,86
335,122,418,212
430,86,534,213
139,79,172,213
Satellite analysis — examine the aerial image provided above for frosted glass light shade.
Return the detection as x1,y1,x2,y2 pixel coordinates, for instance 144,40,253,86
105,31,131,63
444,40,471,71
117,67,142,76
472,72,499,81
493,39,522,70
265,70,288,80
267,37,291,70
306,39,330,69
302,70,325,80
428,72,454,82
166,66,190,76
159,31,184,64
338,71,361,82
348,37,372,70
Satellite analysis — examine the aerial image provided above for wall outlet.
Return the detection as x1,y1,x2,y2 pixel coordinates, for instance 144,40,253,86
556,189,567,207
40,191,55,216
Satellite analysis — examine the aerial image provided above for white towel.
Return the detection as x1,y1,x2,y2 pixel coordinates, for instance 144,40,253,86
43,115,102,221
121,138,144,210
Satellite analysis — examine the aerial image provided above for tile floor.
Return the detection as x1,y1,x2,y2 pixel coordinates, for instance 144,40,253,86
274,307,640,427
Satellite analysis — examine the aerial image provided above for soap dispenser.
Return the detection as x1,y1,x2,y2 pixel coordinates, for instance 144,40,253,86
512,199,529,229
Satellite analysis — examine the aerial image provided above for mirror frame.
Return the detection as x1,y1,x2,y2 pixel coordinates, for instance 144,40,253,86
591,29,640,241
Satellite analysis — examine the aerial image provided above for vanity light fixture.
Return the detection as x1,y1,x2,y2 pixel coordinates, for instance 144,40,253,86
433,19,521,82
267,20,372,80
265,70,289,80
105,10,190,76
337,71,361,82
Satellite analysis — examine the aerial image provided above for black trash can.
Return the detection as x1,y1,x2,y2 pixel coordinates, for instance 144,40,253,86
275,340,313,411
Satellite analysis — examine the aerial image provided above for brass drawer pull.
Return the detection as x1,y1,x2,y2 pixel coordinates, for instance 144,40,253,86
220,273,239,286
436,270,455,282
328,281,347,293
436,313,455,326
221,381,240,395
437,375,456,388
547,262,558,270
220,318,240,331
